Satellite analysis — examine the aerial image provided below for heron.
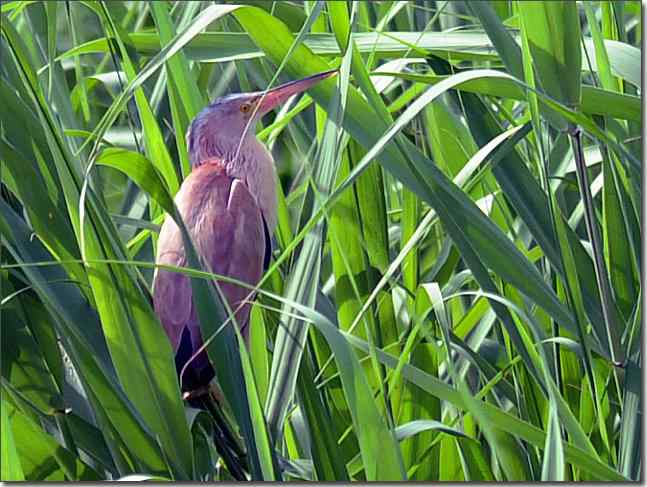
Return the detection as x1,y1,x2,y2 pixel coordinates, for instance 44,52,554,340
152,70,336,405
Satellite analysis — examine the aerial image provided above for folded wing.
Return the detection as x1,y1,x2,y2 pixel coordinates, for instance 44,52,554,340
153,164,265,389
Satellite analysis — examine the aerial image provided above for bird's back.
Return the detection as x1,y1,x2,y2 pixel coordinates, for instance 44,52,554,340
153,161,266,392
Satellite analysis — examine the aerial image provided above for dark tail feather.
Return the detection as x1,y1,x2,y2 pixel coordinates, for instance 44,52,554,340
175,327,215,403
175,328,248,479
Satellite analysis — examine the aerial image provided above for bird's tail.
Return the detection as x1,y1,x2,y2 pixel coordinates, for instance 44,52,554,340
176,329,249,479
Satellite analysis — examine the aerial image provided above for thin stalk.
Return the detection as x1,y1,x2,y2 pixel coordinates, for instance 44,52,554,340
568,126,623,414
534,124,562,394
100,2,143,155
568,126,623,366
199,394,248,481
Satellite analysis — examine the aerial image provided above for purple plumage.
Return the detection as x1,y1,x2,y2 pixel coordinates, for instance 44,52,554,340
153,161,265,392
152,70,336,395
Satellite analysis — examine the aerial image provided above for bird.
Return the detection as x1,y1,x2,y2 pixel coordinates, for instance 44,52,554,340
152,70,336,403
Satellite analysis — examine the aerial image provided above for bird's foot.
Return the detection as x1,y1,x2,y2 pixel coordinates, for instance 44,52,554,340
182,386,209,402
181,381,224,404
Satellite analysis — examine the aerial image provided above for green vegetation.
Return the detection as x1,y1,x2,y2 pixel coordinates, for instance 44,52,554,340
0,1,641,481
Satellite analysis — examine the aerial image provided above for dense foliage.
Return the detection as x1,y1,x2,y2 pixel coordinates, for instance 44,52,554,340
1,1,641,481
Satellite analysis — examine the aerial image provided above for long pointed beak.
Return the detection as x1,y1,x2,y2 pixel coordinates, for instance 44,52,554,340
257,69,337,114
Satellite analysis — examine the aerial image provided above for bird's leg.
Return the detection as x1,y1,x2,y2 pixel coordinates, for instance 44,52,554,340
194,391,248,481
182,386,210,402
202,388,248,465
181,381,223,405
183,382,244,456
185,380,249,478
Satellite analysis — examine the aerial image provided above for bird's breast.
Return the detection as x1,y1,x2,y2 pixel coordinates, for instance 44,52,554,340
182,137,278,233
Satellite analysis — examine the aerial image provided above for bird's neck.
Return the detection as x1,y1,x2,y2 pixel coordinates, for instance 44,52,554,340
188,124,255,169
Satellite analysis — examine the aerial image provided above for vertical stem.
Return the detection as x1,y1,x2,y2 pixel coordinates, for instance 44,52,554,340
534,126,562,392
568,125,624,370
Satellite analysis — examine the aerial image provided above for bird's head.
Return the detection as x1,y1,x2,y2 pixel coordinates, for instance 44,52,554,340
187,69,337,166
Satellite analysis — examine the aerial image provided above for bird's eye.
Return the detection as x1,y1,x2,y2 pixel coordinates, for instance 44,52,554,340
240,103,251,113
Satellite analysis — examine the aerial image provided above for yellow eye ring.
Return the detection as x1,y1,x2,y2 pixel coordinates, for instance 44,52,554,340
240,103,251,113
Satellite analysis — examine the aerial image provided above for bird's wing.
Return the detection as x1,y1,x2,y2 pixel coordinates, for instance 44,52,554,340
198,177,265,339
153,165,266,353
153,218,192,353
